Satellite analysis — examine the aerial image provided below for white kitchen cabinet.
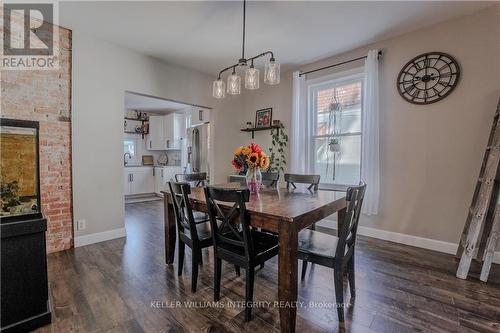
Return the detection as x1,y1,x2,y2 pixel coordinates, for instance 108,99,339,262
164,113,183,150
154,166,183,195
189,106,210,127
146,115,165,150
147,114,184,150
124,167,154,195
154,167,165,194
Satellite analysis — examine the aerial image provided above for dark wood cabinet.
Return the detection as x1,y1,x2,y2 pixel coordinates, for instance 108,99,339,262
1,217,51,332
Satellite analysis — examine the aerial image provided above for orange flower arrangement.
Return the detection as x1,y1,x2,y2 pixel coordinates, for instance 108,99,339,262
232,143,269,172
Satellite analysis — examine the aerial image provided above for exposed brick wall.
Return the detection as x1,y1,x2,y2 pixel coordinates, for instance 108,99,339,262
1,27,73,253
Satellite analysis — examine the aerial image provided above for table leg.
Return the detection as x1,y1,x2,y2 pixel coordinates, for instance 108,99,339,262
163,194,176,265
337,207,347,236
278,222,298,333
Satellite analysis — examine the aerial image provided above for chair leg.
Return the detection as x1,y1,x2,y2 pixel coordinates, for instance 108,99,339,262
347,257,355,299
178,241,185,276
245,267,255,322
198,249,204,266
191,250,199,293
234,265,241,277
301,260,308,281
334,270,345,322
214,258,222,301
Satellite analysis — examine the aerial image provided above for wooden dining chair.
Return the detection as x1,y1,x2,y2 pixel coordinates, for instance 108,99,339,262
204,186,279,322
175,173,209,223
298,182,366,322
175,172,207,187
168,181,212,293
261,172,280,188
284,173,320,191
229,175,247,185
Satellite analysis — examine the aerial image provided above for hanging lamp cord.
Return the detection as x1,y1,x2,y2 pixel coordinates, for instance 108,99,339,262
241,0,246,60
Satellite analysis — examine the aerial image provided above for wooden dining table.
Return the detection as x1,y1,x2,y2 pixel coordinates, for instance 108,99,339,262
162,183,347,333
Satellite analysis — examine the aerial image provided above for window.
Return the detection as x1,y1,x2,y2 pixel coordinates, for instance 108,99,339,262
123,139,139,165
308,69,363,186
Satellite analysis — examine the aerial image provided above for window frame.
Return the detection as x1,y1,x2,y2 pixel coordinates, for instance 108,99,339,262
306,67,364,188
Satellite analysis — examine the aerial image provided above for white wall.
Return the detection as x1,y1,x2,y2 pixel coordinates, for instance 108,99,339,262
72,31,238,240
240,7,500,247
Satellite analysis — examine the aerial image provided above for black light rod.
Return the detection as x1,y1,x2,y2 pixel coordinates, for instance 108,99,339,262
241,0,246,60
299,50,382,77
217,51,275,78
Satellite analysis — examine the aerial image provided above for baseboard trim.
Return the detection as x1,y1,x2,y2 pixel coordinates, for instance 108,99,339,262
74,227,127,247
320,219,500,264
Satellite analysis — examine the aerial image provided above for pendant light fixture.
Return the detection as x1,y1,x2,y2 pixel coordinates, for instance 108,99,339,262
213,0,280,99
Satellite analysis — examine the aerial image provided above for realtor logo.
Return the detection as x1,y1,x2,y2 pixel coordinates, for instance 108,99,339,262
1,2,58,70
3,3,53,55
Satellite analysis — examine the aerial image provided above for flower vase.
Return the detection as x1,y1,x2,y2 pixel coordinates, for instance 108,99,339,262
246,167,262,194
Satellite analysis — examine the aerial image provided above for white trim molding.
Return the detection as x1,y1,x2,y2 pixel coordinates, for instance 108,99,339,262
74,228,127,248
320,219,500,264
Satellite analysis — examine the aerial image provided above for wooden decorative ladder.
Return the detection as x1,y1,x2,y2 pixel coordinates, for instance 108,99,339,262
457,97,500,282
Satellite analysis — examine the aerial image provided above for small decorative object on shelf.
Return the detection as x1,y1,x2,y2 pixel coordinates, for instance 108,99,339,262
232,143,270,194
246,121,253,129
272,119,281,126
255,108,272,128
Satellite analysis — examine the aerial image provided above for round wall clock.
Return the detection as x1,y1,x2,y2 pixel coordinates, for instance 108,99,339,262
397,52,460,105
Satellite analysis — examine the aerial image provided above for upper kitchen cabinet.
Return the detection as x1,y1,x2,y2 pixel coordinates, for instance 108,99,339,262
164,113,183,150
147,115,165,150
188,106,210,127
146,113,184,150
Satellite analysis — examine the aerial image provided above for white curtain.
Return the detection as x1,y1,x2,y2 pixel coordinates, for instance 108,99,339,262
290,71,308,173
361,49,380,215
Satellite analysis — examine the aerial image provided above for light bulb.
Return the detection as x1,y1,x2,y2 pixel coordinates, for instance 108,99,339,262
227,72,241,95
245,66,260,90
264,59,280,85
212,79,225,99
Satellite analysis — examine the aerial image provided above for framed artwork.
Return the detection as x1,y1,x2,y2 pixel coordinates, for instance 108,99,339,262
255,108,272,128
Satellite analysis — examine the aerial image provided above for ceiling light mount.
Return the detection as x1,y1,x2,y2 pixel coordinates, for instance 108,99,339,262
213,0,280,98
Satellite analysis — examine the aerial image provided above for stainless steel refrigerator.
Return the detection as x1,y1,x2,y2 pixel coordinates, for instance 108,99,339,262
184,123,210,181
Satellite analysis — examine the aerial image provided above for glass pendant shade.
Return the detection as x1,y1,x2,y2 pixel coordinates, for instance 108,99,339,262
212,79,225,99
264,60,280,85
227,73,241,95
245,67,260,90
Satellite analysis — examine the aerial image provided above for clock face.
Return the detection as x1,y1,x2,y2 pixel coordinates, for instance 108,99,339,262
397,52,460,105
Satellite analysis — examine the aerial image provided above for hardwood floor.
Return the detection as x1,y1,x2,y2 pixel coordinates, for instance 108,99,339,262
37,201,500,332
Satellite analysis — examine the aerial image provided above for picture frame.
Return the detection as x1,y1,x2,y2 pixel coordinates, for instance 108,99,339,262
255,108,272,128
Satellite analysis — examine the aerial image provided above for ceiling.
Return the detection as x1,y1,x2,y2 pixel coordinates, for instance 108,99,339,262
124,92,190,112
60,1,492,77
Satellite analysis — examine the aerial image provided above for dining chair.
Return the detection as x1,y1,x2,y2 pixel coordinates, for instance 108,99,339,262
229,174,247,185
298,182,366,322
285,173,321,230
261,171,280,188
175,173,209,223
204,186,279,322
175,172,207,187
284,173,321,191
168,181,212,293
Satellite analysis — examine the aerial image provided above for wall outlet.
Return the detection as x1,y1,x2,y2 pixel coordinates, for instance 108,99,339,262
77,219,86,231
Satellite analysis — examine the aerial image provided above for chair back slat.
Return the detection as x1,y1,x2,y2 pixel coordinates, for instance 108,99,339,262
204,186,254,260
229,175,247,185
335,182,366,268
261,172,280,188
168,181,199,240
284,174,320,191
175,172,207,187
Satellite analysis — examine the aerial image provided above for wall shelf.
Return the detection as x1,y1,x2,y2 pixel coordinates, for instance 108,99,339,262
240,125,280,139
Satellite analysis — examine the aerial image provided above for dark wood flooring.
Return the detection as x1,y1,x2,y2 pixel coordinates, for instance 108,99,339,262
37,201,500,333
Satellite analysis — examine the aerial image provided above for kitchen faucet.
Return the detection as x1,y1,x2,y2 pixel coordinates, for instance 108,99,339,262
124,153,131,166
